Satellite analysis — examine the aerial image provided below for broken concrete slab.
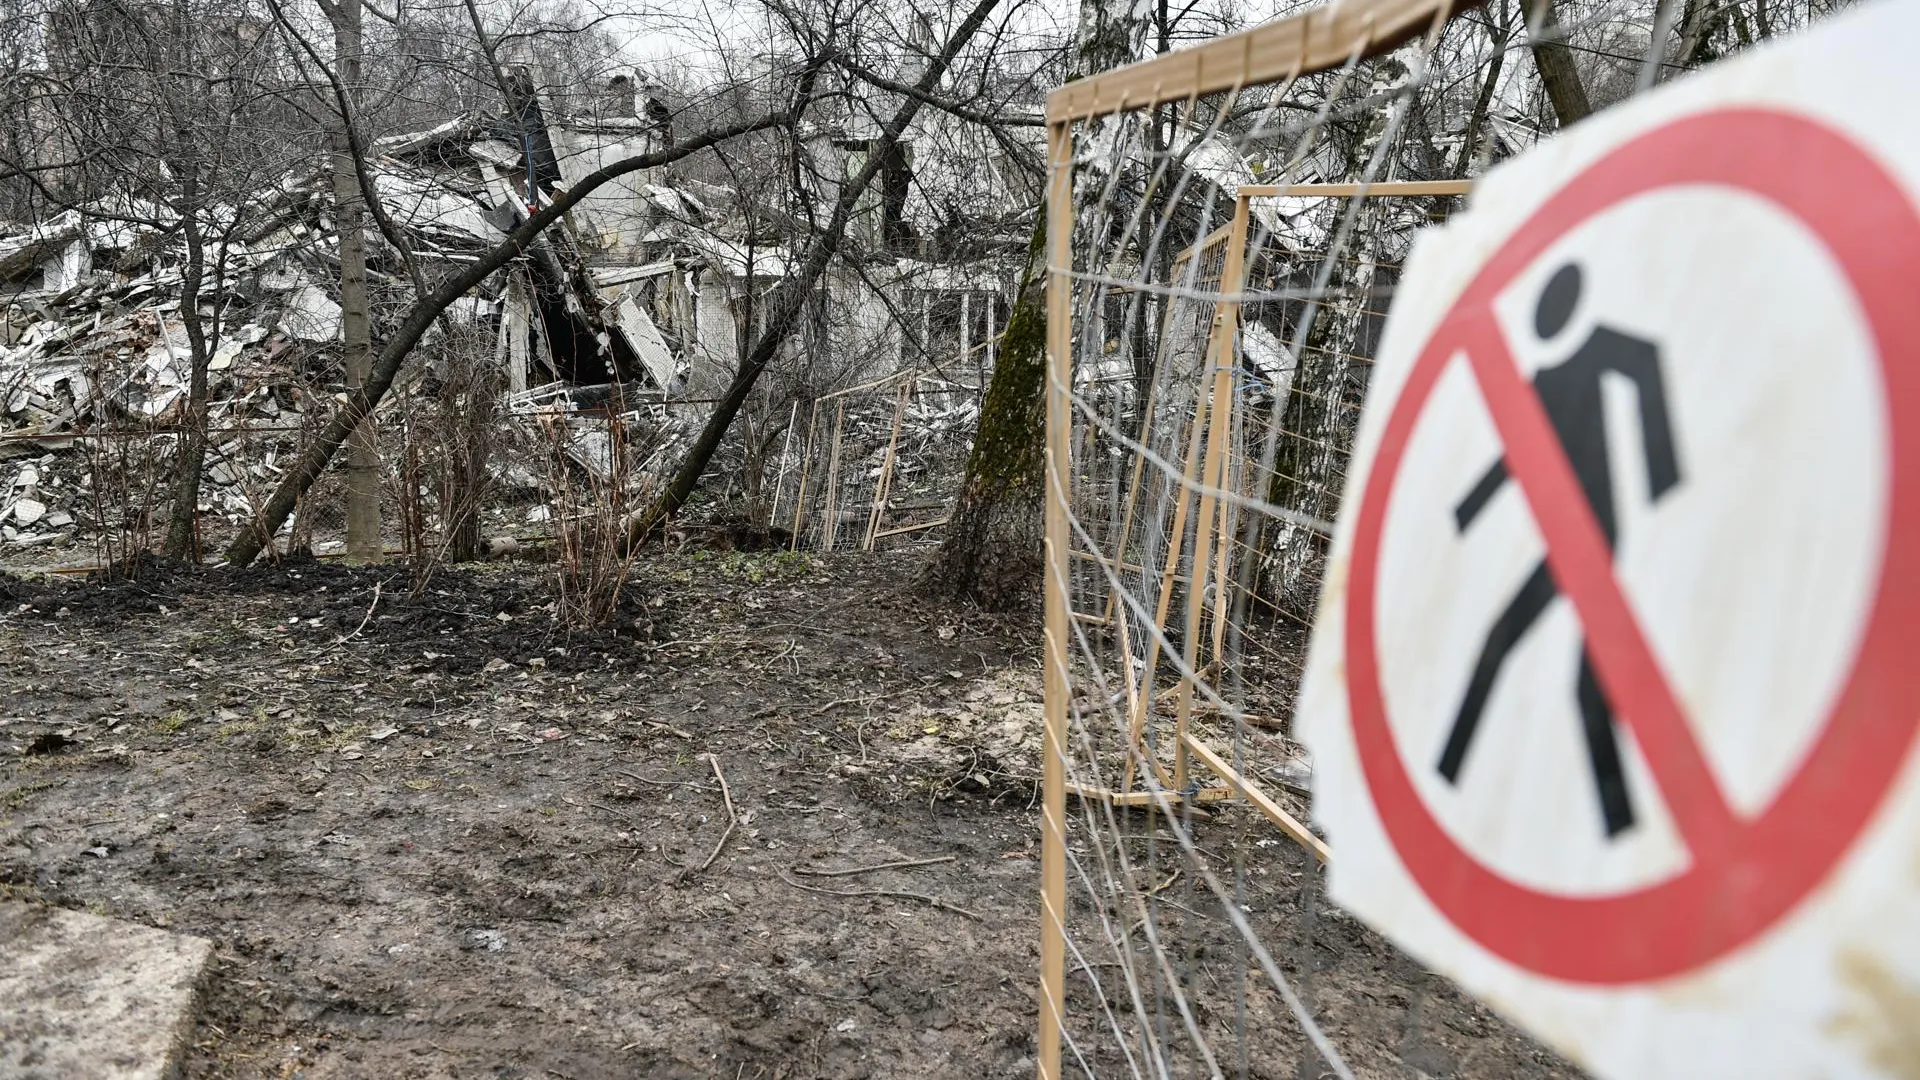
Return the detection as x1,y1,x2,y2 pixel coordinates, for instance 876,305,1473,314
0,902,213,1080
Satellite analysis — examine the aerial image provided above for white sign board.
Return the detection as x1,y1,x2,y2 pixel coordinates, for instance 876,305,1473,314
1295,4,1920,1078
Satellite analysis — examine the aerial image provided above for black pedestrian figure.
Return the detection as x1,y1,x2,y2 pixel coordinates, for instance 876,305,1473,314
1437,263,1682,838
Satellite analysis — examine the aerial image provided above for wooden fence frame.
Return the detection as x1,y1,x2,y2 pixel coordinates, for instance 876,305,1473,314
1038,2,1478,1073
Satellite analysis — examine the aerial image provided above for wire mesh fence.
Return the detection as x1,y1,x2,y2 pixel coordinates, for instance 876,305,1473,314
1036,2,1500,1074
779,369,982,552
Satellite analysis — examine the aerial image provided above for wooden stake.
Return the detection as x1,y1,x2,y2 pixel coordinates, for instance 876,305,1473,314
1180,733,1329,863
1210,360,1244,670
789,402,821,551
1121,380,1212,795
1037,117,1072,1080
1173,193,1252,791
864,383,910,550
821,400,846,552
769,400,800,528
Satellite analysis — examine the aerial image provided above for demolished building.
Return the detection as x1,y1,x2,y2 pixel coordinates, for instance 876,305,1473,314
0,56,1044,554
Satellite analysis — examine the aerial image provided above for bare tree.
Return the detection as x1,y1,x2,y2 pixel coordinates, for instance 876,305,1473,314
620,0,1009,546
1528,0,1594,127
321,0,382,561
919,0,1151,609
0,0,304,562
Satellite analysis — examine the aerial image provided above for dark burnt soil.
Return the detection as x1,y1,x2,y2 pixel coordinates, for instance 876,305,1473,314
0,551,1581,1079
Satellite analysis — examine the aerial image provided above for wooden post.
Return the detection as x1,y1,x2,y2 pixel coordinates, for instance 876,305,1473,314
500,275,530,396
789,402,820,551
984,292,998,383
769,400,800,528
864,384,910,550
1172,193,1252,791
919,289,932,368
821,401,847,552
1036,118,1073,1080
1120,383,1211,795
960,291,972,374
1210,368,1243,669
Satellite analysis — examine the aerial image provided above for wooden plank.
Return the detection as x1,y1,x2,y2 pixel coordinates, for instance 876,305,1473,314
1180,733,1330,863
863,384,910,550
769,400,800,527
1066,782,1236,807
1172,193,1252,791
821,401,846,552
1047,0,1478,123
788,404,820,551
1238,179,1474,198
1037,119,1075,1080
1171,222,1233,266
872,516,949,541
1121,367,1213,793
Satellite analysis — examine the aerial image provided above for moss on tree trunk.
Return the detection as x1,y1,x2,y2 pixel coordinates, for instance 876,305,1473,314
920,222,1048,609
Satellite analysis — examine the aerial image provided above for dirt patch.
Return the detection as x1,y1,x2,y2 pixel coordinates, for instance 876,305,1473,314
0,551,1582,1078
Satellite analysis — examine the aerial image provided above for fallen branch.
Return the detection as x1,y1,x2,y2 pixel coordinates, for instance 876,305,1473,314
792,854,956,878
697,753,736,873
806,686,920,717
777,868,982,920
326,581,383,649
616,769,709,790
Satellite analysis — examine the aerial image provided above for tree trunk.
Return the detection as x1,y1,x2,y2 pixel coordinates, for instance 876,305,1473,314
1528,0,1592,129
1454,2,1512,177
162,204,211,559
158,0,211,562
917,233,1046,607
331,0,379,562
440,344,497,563
919,0,1149,608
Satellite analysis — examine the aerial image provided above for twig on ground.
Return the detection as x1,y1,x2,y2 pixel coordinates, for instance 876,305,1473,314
792,854,956,878
616,769,712,790
1148,868,1183,896
698,753,736,873
806,685,919,717
326,581,383,650
776,869,982,920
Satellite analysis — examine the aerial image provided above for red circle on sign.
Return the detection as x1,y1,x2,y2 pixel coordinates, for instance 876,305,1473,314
1345,108,1920,984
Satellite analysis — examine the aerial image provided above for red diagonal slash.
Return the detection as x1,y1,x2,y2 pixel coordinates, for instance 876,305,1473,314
1452,308,1741,856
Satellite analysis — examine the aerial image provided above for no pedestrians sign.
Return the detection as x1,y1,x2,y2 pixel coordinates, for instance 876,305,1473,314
1295,5,1920,1077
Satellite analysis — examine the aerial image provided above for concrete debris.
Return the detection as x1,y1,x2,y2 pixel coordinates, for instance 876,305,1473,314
10,496,45,525
0,901,214,1080
280,284,343,343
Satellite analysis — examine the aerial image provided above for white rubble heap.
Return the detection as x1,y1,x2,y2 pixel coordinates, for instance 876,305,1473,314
0,78,1049,555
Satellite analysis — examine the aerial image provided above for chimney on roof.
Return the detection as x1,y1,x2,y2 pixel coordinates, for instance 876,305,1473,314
603,73,637,118
639,78,674,148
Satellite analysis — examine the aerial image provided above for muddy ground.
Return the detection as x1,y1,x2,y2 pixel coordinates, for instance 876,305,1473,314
0,550,1581,1078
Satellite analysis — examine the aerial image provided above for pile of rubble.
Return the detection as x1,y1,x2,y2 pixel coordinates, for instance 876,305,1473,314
0,70,1010,558
0,85,702,553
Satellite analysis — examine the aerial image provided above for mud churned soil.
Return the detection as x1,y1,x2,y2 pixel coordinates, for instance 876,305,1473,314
0,551,1580,1079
